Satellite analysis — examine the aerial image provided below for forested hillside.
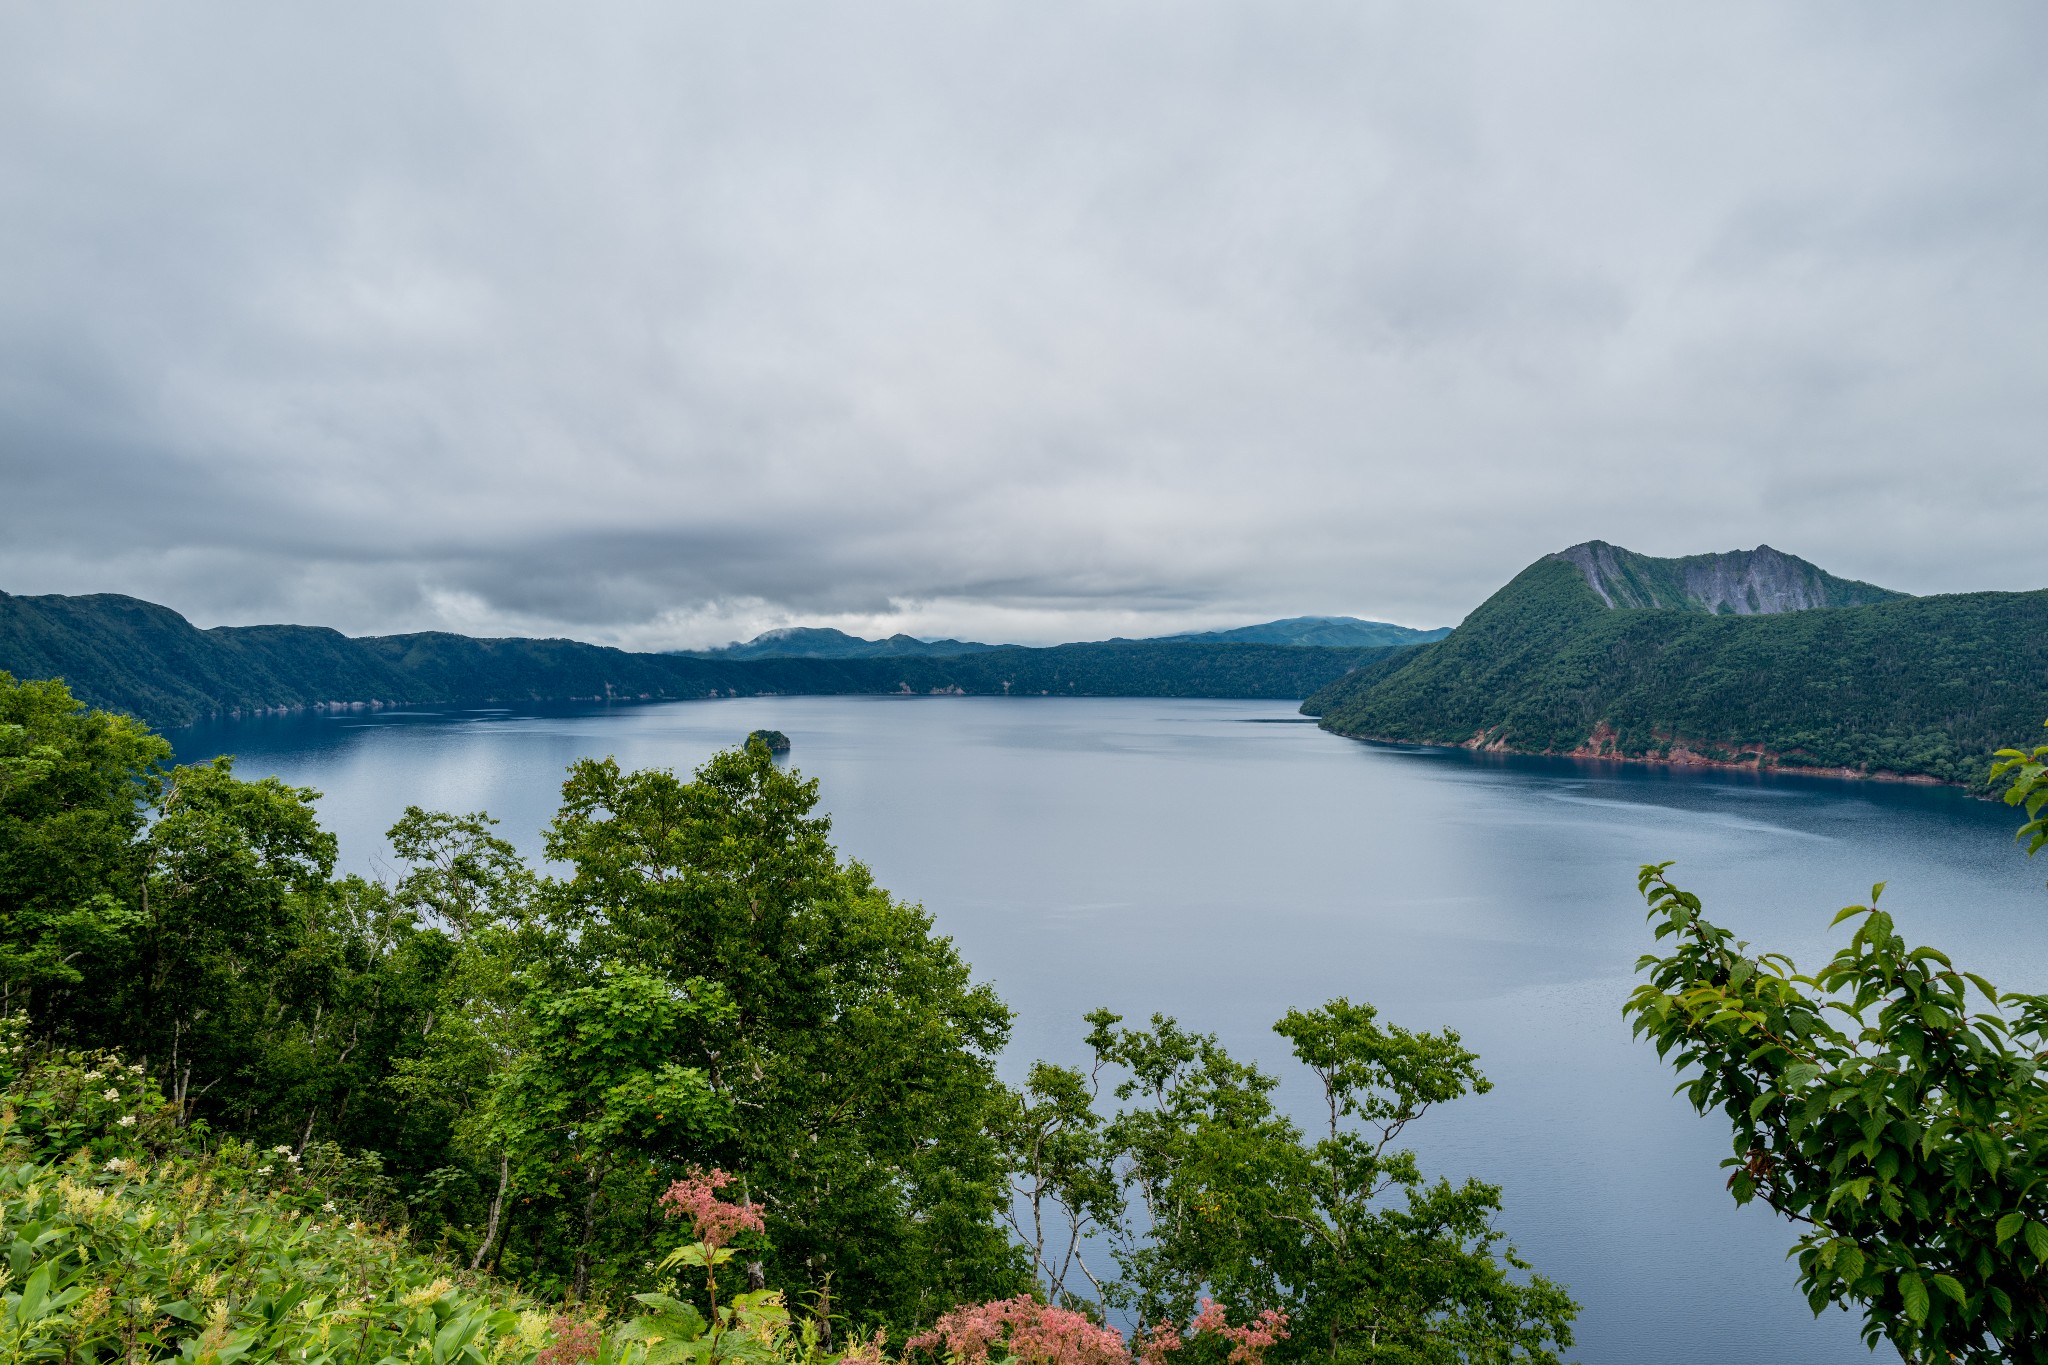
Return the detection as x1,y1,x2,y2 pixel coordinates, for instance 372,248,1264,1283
1305,547,2048,787
0,590,1396,728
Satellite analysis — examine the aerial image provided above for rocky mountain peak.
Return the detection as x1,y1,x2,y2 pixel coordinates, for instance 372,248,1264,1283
1549,541,1904,616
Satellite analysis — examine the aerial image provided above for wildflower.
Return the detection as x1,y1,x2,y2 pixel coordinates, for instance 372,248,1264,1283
536,1317,601,1365
104,1156,129,1173
905,1297,1129,1365
272,1144,293,1157
77,1284,112,1325
657,1168,765,1249
117,1114,137,1127
323,1200,337,1213
257,1164,274,1175
1185,1301,1288,1365
83,1070,104,1082
400,1278,454,1309
102,1088,120,1101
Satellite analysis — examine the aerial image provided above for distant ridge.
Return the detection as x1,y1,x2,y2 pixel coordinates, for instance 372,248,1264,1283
1157,616,1450,648
681,626,999,660
1305,542,2048,789
688,616,1446,658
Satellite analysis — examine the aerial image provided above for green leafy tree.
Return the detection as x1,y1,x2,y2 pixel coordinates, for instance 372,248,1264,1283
994,1058,1125,1310
542,739,1025,1328
1079,1002,1577,1364
489,972,731,1299
122,757,338,1121
386,807,551,1269
1622,722,2048,1362
0,673,168,1020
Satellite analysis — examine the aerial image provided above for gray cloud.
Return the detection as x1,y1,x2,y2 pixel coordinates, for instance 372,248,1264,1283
3,2,2046,648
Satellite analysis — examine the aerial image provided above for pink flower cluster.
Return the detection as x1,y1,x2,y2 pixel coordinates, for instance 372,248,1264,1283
1137,1299,1288,1365
905,1297,1130,1365
658,1167,766,1249
906,1295,1288,1365
1185,1300,1288,1365
535,1317,600,1365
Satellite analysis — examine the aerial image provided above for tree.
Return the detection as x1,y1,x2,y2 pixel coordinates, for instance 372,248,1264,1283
540,739,1025,1327
1622,722,2048,1363
1076,1003,1577,1364
0,673,168,1021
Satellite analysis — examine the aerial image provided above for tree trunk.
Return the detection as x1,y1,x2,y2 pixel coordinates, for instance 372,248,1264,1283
571,1163,605,1301
471,1154,512,1272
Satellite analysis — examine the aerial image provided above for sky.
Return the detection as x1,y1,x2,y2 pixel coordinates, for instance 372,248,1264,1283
3,3,2045,649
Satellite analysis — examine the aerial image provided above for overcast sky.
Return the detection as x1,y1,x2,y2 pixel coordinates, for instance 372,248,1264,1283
3,3,2045,648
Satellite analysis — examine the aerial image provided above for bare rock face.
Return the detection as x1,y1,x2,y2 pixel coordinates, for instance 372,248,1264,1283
1549,541,1904,616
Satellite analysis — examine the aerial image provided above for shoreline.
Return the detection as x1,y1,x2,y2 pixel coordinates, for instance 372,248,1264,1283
1321,723,1957,789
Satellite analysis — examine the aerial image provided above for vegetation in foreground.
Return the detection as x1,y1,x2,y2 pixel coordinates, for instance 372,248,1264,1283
0,672,1573,1362
1625,722,2048,1362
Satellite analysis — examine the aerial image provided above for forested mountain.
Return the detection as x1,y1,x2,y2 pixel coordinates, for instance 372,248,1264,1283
1157,616,1451,647
1304,543,2048,787
0,589,1398,728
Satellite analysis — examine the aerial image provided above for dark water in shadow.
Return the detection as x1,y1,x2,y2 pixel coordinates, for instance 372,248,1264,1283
174,696,2039,1364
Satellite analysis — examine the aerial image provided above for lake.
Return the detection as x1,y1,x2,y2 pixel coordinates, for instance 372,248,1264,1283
172,695,2048,1364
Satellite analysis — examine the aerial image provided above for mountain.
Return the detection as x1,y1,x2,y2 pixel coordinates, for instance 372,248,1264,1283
1158,616,1451,648
0,590,1402,729
1303,542,2048,788
685,626,999,659
1553,541,1903,614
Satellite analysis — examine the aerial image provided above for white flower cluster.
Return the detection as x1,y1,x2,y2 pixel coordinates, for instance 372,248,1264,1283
101,1088,120,1102
117,1115,137,1128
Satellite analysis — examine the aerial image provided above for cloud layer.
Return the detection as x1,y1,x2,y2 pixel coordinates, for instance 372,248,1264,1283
4,2,2045,647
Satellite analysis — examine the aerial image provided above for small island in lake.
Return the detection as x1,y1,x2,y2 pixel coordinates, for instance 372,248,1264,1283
748,728,792,753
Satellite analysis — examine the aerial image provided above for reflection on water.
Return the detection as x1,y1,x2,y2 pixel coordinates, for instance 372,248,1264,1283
173,696,2031,1365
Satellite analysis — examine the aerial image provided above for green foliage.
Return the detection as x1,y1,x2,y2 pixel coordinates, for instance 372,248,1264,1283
1626,845,2048,1360
1307,552,2048,786
543,745,1026,1327
1042,1002,1576,1364
0,672,169,1015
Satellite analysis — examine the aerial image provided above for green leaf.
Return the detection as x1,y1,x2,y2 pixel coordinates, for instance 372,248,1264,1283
2023,1220,2048,1263
1933,1274,1966,1305
1997,1211,2024,1245
1899,1270,1929,1324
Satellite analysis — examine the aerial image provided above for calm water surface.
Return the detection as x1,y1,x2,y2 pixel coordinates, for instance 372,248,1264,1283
175,697,2048,1364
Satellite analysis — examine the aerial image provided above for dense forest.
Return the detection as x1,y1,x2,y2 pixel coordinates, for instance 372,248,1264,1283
0,590,1395,730
1305,548,2048,788
0,673,1574,1361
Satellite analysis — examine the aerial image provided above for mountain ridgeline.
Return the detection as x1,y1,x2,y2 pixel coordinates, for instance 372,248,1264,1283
0,590,1406,730
1305,541,2048,787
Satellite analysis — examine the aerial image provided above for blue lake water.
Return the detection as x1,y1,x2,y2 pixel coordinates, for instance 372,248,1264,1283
172,696,2048,1364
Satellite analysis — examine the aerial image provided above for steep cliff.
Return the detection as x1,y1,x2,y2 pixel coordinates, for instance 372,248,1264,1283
1550,541,1904,614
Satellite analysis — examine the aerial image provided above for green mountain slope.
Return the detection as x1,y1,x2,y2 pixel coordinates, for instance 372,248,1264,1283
0,591,1397,728
1304,545,2048,787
